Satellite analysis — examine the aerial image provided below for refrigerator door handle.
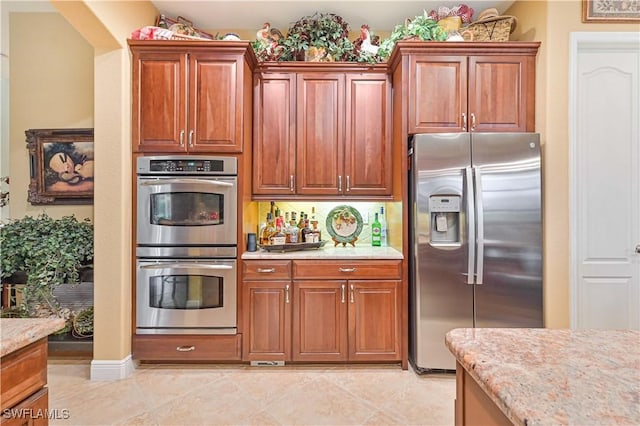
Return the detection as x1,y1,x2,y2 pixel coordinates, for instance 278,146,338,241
474,167,484,285
465,167,475,285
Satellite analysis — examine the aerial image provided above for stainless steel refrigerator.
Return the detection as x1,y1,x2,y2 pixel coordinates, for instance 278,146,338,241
408,133,543,372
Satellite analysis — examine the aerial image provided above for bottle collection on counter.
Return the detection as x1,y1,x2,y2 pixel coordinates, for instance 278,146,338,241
257,202,389,248
259,202,322,246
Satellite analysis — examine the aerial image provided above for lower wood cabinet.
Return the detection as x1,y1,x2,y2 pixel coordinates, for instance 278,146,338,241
242,259,402,363
132,334,242,361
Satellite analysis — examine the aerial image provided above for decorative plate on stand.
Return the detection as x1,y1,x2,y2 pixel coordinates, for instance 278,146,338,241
325,205,363,247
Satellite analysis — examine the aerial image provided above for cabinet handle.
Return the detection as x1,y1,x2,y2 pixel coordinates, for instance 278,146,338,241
462,113,467,131
256,268,275,273
179,130,185,146
188,130,194,147
176,345,195,352
350,284,355,303
339,267,356,273
471,113,476,131
346,175,351,192
338,175,343,192
290,175,295,192
285,284,290,304
341,284,346,303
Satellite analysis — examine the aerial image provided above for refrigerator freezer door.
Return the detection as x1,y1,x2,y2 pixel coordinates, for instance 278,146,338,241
409,133,474,371
471,133,543,328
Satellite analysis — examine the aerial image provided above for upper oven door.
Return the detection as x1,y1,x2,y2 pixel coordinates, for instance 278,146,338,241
137,176,237,246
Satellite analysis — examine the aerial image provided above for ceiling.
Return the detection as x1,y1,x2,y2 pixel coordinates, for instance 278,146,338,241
150,0,516,34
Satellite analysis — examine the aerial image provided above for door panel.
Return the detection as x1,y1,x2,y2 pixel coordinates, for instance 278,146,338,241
471,133,543,328
409,56,466,133
292,280,347,361
468,56,532,132
574,39,640,329
296,73,344,195
410,133,473,370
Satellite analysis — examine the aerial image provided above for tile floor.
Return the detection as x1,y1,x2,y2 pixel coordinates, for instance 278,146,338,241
47,360,456,425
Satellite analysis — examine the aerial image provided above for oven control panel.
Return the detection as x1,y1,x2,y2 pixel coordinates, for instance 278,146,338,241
137,156,237,175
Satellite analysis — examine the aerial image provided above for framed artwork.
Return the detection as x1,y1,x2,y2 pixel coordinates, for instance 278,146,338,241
26,128,94,205
582,0,640,22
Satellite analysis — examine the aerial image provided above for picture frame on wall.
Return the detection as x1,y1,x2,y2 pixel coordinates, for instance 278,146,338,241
26,128,94,205
582,0,640,22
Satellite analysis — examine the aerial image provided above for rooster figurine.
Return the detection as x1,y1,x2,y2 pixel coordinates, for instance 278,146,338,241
359,25,379,56
256,22,284,45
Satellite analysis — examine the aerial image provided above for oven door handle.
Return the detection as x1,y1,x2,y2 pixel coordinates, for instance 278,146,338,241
140,179,233,187
140,264,233,270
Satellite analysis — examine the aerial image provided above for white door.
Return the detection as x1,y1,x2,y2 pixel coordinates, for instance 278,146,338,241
570,32,640,329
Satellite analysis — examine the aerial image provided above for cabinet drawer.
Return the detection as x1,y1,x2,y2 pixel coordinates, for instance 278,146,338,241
0,338,47,410
293,260,402,280
133,334,241,361
243,260,291,280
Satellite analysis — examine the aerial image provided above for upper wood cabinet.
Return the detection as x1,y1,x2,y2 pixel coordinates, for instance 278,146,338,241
389,42,540,134
129,40,256,153
253,64,392,198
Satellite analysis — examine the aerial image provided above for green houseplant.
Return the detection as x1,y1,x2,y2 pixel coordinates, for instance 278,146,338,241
377,11,448,60
0,213,94,333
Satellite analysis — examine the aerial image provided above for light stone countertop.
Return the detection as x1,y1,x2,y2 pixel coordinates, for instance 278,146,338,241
445,328,640,426
241,245,403,260
0,318,66,357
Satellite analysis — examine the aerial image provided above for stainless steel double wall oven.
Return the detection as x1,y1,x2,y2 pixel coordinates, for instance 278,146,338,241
136,156,238,334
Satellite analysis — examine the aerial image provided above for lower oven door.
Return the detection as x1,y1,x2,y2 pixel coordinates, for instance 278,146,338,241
136,259,237,334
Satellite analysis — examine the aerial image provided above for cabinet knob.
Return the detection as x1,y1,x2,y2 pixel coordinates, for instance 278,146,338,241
470,113,476,131
285,284,290,304
350,284,355,303
188,130,194,147
179,130,185,146
339,267,356,273
338,175,343,192
290,175,295,192
462,113,467,131
176,345,195,352
341,284,346,303
346,175,351,192
256,268,275,273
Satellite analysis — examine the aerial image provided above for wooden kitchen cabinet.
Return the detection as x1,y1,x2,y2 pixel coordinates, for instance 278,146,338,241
129,40,255,153
242,260,292,361
390,42,539,134
252,64,391,198
292,260,402,362
242,259,402,364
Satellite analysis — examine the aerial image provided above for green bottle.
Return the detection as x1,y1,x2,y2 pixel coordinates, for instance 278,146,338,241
372,212,381,247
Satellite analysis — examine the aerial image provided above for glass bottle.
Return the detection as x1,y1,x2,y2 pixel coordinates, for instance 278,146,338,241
379,206,388,247
260,212,275,245
371,212,381,247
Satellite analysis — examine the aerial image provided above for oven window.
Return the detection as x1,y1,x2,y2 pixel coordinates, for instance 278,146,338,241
148,275,223,309
150,192,224,226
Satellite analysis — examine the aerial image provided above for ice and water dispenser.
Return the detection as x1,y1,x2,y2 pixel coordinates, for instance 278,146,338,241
429,195,461,245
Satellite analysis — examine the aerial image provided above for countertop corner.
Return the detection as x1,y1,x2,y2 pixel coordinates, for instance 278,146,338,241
1,317,66,357
445,328,640,426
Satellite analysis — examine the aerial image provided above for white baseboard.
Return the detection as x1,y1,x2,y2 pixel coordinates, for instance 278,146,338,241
90,355,136,381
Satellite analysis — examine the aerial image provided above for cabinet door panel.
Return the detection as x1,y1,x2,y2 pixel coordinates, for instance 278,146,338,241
243,281,291,361
468,56,531,132
410,56,467,133
190,55,241,152
253,73,296,194
133,52,187,152
345,75,392,195
348,280,401,361
296,74,344,195
293,280,347,361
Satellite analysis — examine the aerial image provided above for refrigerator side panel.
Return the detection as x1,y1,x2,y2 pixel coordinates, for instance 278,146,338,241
410,134,474,371
471,133,543,328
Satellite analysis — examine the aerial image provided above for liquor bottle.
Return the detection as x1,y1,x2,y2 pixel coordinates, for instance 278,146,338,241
311,221,322,242
297,212,305,229
371,212,382,246
260,212,275,245
379,206,388,247
288,217,300,243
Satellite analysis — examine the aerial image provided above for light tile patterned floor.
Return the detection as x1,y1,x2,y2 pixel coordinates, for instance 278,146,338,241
48,361,455,426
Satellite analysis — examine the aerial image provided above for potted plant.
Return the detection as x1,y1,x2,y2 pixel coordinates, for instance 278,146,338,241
377,11,448,60
0,213,94,334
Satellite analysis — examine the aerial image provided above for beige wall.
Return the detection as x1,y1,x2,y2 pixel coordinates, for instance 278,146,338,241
507,0,639,328
9,11,94,220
